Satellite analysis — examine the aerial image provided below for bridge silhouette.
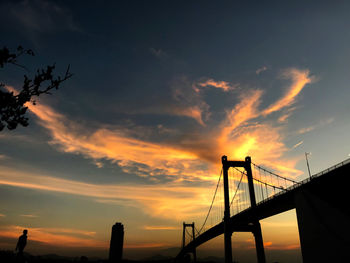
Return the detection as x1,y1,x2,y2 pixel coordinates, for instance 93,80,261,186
176,156,350,263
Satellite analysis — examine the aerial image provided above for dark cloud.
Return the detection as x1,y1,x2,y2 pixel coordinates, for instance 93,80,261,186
1,0,81,45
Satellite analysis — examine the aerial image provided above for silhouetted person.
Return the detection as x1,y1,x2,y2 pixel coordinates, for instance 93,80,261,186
15,229,27,257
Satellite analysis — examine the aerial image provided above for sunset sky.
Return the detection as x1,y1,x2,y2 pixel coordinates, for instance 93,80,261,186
1,1,350,262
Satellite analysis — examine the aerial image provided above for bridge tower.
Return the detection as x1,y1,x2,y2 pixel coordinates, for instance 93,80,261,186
244,156,266,263
222,156,233,263
222,156,266,263
182,222,197,262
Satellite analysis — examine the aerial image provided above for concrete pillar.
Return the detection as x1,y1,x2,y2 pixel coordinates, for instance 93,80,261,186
295,190,350,262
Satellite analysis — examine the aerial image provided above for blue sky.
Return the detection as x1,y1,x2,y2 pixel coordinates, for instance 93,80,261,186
0,1,349,261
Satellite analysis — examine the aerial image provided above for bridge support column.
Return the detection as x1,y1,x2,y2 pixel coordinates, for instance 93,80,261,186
222,156,233,263
253,222,266,263
245,157,266,263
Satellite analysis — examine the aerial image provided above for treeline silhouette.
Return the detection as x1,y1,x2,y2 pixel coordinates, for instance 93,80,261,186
0,250,183,263
0,250,105,263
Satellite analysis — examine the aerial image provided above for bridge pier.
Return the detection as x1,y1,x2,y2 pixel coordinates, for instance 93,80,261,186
295,187,350,262
253,221,265,263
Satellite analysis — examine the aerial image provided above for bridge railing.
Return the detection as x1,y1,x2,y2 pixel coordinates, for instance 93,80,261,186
255,157,350,206
309,157,350,180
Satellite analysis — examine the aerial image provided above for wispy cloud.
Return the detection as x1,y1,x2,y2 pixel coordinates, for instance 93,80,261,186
0,214,5,217
196,79,237,92
20,214,38,218
215,83,306,177
236,238,299,251
256,66,268,75
171,106,207,126
0,0,82,47
5,0,81,34
1,67,315,226
150,48,168,59
265,243,300,250
291,141,303,149
172,77,210,125
25,102,207,181
0,166,216,220
125,242,171,249
143,226,179,230
262,68,315,116
278,106,298,123
297,126,315,134
297,118,334,134
11,71,308,180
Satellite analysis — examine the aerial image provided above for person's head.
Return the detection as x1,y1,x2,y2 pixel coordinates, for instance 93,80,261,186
23,229,28,235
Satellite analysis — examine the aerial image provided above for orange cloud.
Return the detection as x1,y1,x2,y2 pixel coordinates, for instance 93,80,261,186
265,243,300,250
25,102,213,181
216,90,302,177
124,242,170,248
262,68,314,116
20,214,38,218
278,106,298,123
292,141,303,149
172,106,206,126
264,241,273,247
213,74,310,178
3,67,313,225
197,79,236,92
143,226,179,230
220,89,263,139
0,166,218,220
8,71,308,180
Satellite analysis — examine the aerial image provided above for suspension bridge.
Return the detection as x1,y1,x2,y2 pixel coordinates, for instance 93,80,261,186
176,156,350,263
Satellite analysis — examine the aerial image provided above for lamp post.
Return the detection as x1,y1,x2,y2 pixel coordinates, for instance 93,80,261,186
305,152,312,178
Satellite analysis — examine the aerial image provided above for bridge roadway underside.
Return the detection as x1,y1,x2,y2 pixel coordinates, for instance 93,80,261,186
177,162,350,262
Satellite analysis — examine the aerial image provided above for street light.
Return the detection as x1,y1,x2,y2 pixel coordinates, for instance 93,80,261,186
305,152,312,178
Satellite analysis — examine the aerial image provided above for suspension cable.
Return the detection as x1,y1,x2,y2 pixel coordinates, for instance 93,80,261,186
196,169,222,234
252,163,300,184
185,228,193,239
252,177,287,191
229,171,244,207
195,163,298,237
